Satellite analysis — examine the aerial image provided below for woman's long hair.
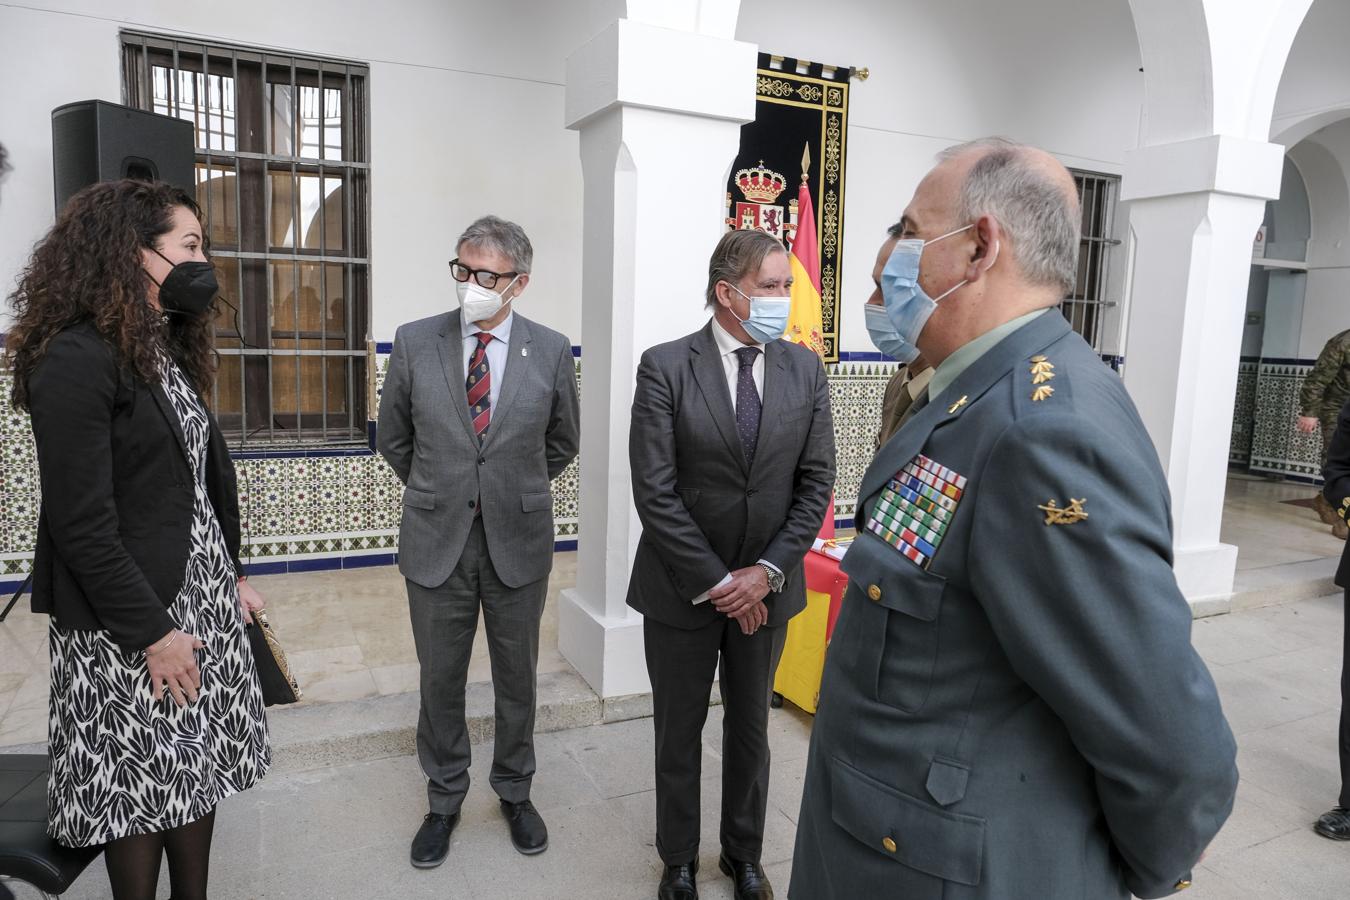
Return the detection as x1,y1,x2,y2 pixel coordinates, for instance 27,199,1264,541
6,179,217,411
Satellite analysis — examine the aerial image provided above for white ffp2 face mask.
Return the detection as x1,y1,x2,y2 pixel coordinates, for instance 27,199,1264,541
457,277,518,323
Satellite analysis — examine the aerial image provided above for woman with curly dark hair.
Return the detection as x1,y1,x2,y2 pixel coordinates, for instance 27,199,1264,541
6,179,270,900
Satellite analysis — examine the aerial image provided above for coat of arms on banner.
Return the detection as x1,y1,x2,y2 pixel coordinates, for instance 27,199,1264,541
726,161,798,243
724,54,853,362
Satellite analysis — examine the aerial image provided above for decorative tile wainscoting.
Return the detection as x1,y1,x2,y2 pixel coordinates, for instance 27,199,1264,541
1246,359,1324,483
0,348,897,590
1230,360,1259,466
7,346,1313,591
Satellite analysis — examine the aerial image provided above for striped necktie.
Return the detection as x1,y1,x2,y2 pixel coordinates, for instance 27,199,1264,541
466,332,493,438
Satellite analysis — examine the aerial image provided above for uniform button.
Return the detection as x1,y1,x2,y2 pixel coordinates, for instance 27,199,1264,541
882,836,897,854
747,488,757,497
478,457,486,465
467,500,476,509
867,584,882,602
1174,880,1192,891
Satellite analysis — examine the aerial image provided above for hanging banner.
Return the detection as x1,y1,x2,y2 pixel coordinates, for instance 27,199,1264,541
726,53,853,362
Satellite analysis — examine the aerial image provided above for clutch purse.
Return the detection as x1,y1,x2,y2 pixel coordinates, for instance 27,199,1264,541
246,608,302,706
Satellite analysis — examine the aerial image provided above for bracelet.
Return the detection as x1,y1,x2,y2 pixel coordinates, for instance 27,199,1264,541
147,631,178,657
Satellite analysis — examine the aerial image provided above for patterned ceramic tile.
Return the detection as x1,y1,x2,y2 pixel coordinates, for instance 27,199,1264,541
1230,362,1258,465
1249,361,1323,481
5,355,1271,574
826,361,899,519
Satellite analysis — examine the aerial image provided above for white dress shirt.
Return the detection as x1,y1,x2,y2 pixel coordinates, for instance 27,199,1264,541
461,309,514,411
691,317,780,606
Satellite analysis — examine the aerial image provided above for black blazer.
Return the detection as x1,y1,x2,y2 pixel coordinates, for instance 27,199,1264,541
625,322,837,630
26,322,244,653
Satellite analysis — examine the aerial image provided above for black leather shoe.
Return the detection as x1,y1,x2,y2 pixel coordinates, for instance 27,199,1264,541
501,799,549,854
658,859,699,900
1315,807,1350,840
410,812,458,868
719,853,773,900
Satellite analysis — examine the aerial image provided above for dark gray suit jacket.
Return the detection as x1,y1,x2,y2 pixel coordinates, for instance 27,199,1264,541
791,312,1237,900
377,310,579,590
626,322,836,630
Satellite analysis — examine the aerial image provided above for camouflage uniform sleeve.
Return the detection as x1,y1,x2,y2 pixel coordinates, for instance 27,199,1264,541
1299,335,1347,416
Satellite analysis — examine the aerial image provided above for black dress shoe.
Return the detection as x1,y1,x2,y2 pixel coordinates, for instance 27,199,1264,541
1315,807,1350,840
410,812,458,868
719,853,773,900
658,859,699,900
501,798,549,854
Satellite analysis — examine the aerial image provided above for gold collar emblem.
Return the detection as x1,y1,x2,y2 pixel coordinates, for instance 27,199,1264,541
1038,498,1088,525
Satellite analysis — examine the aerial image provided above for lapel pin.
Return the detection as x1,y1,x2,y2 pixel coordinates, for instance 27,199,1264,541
948,395,968,414
521,347,529,357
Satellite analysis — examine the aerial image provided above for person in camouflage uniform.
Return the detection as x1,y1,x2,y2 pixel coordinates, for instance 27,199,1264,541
1298,328,1350,539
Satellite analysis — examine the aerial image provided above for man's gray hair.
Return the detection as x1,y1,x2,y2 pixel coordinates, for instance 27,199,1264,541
456,215,534,274
938,137,1079,296
705,228,785,307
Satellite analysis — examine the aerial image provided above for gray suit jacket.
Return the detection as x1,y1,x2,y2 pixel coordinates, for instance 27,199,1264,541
626,322,836,630
377,310,580,589
791,312,1237,900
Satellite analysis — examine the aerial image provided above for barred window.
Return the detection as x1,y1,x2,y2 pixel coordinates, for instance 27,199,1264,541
121,33,370,446
1065,170,1121,353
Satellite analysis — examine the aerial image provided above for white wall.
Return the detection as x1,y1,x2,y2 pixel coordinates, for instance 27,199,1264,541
0,0,614,343
1272,0,1350,146
736,0,1144,354
1289,118,1350,358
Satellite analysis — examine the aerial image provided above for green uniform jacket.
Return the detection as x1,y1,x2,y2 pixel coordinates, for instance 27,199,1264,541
1299,328,1350,420
789,312,1237,900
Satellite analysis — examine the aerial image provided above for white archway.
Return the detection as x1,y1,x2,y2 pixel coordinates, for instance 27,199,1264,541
1121,0,1315,607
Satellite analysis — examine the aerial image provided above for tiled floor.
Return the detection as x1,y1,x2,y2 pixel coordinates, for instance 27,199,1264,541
1221,474,1346,570
0,474,1342,748
39,588,1350,900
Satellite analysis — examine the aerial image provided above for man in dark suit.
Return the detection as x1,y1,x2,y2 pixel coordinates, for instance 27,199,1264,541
1317,401,1350,840
790,139,1237,899
378,215,580,868
628,228,836,900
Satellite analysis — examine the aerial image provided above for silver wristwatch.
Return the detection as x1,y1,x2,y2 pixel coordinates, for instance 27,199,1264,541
756,562,785,593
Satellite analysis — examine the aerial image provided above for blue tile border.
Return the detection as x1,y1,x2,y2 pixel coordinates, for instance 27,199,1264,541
376,342,581,357
231,446,376,460
836,351,895,363
1260,357,1317,366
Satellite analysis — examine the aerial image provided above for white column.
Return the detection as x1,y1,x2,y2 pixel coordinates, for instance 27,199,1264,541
558,10,756,697
1121,0,1313,608
1121,136,1285,606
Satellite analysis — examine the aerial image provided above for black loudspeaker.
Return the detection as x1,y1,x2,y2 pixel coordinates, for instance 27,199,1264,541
51,100,195,214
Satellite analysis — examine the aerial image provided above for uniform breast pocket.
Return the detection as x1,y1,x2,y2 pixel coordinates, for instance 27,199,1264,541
840,533,946,713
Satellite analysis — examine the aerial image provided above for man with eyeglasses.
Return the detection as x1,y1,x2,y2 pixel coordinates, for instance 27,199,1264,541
378,215,580,869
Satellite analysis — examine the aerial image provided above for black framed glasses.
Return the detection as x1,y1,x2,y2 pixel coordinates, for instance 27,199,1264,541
449,258,518,289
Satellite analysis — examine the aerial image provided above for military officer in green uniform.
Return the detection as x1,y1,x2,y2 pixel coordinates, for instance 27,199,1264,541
1299,329,1350,538
789,138,1237,900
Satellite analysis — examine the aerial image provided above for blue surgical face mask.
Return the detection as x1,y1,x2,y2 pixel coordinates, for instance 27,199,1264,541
729,284,790,344
880,225,990,349
864,303,917,363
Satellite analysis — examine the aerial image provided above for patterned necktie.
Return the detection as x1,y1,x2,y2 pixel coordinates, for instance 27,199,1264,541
466,332,493,439
734,346,762,464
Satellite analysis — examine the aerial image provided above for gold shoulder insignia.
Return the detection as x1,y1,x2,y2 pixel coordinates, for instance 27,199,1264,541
1030,355,1056,385
1038,498,1088,525
1031,385,1055,402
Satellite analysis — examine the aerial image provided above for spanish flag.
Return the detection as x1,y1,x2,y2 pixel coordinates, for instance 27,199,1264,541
785,176,827,358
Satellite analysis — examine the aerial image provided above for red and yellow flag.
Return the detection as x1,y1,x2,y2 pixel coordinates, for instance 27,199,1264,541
785,179,826,358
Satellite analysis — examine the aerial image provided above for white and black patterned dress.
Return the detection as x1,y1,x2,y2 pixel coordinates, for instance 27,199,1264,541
47,357,271,848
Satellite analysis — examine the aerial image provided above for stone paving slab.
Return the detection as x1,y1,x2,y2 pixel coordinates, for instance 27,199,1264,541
23,592,1350,899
